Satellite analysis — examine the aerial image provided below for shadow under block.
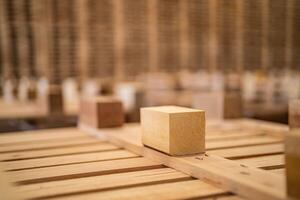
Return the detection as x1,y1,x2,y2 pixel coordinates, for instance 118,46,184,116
80,97,124,128
141,106,205,156
289,100,300,129
285,129,300,199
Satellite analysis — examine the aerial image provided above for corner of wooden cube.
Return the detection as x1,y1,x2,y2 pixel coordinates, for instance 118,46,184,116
80,96,124,128
289,100,300,129
285,129,300,199
141,106,205,156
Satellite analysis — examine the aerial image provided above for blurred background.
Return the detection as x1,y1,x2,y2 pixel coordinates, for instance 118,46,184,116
0,0,299,132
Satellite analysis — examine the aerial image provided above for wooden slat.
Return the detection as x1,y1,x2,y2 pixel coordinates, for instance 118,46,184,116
208,144,284,159
0,136,101,153
18,168,191,199
206,136,282,150
9,157,164,184
53,179,226,200
206,132,266,141
0,128,85,145
237,154,285,169
3,150,138,171
269,168,285,175
0,135,97,147
0,143,119,161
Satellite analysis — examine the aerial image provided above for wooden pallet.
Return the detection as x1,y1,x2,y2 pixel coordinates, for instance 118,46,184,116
0,119,288,200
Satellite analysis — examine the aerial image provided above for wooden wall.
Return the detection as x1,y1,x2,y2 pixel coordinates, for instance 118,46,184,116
0,0,299,83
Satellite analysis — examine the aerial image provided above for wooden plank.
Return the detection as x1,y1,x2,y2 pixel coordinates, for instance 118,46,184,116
0,136,101,153
3,150,138,171
0,128,85,145
9,157,164,184
269,168,285,175
18,168,191,199
206,136,282,150
0,165,20,200
0,135,97,147
0,143,119,161
80,123,286,200
206,132,266,141
53,179,226,200
208,144,284,159
237,154,284,169
238,119,288,138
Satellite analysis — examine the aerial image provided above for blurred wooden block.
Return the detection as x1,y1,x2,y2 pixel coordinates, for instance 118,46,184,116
141,106,205,156
80,97,124,128
289,100,300,129
224,91,243,119
285,129,300,199
28,86,37,101
114,82,144,122
39,85,64,115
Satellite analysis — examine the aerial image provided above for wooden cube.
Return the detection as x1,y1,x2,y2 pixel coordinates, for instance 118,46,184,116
141,106,205,156
289,100,300,129
39,85,64,115
224,91,243,119
285,129,300,199
80,97,124,128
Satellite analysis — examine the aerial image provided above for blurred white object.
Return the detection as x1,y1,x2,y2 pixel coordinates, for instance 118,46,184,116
63,78,79,105
37,77,49,99
114,82,143,113
3,79,15,103
243,71,256,102
82,79,101,98
18,77,30,102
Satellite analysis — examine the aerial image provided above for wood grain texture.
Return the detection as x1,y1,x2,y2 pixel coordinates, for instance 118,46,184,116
18,168,191,199
9,157,163,184
3,149,138,171
285,129,300,199
0,143,119,161
53,179,226,200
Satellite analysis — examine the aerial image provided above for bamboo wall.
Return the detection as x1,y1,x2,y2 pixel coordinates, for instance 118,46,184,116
0,0,299,83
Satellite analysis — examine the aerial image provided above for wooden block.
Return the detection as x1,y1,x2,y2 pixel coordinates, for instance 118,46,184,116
18,79,37,101
285,129,300,199
224,91,243,119
80,96,124,128
39,85,64,115
141,106,205,156
289,100,300,129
